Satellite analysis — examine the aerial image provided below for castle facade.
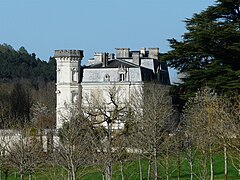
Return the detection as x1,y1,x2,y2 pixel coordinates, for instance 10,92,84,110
54,48,170,128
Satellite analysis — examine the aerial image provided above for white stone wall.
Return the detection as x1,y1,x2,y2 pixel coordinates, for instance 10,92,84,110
81,82,143,130
55,57,80,128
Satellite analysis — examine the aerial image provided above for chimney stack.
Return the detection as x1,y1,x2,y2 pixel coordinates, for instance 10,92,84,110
132,51,140,66
102,53,108,67
148,48,159,59
116,48,130,58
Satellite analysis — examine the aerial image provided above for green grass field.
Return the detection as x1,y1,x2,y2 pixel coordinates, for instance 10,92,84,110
2,153,240,180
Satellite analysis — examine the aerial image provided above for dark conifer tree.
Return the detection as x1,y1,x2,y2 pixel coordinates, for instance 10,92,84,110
163,0,240,100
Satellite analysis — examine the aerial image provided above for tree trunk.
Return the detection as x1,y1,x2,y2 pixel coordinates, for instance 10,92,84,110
67,171,70,180
4,171,7,180
166,148,169,180
224,145,228,180
189,160,193,180
138,157,143,180
153,147,158,180
120,161,124,180
147,158,152,180
0,165,1,180
70,157,76,180
202,150,207,180
188,145,194,180
47,130,51,153
28,173,32,180
40,129,43,152
20,173,24,180
178,155,180,180
105,122,112,180
209,144,214,180
105,162,111,180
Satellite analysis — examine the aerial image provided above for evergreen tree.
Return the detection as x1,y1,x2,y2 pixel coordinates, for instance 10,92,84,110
163,0,240,100
0,43,56,83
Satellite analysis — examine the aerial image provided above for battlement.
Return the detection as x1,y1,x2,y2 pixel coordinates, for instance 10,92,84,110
54,50,84,58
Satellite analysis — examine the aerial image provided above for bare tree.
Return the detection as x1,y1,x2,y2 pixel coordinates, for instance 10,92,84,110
131,84,174,180
183,88,240,180
7,126,45,180
182,116,198,180
0,130,12,180
53,105,94,180
83,85,132,180
31,102,55,153
184,88,219,180
212,94,240,178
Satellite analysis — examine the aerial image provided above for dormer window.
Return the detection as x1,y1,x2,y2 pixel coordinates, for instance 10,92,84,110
118,64,127,82
119,73,125,81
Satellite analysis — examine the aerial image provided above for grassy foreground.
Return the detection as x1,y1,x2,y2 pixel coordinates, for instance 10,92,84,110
2,153,240,179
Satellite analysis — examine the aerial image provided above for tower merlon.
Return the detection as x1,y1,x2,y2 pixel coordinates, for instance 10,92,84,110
54,50,84,59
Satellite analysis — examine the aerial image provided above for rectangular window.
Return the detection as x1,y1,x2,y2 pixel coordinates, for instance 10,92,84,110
72,71,78,82
119,74,125,81
72,93,78,103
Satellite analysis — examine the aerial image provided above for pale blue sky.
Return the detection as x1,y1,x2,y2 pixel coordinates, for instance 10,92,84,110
0,0,215,83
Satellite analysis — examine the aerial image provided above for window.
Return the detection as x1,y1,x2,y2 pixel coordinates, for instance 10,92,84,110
57,68,61,83
71,92,78,103
118,64,127,82
72,68,78,82
104,74,110,82
119,73,125,81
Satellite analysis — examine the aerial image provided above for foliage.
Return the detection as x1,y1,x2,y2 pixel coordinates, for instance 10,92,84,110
0,43,56,84
162,1,240,100
10,83,32,126
0,43,56,128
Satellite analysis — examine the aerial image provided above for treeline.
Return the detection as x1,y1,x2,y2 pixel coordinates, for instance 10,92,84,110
0,43,56,129
0,43,55,83
0,82,56,129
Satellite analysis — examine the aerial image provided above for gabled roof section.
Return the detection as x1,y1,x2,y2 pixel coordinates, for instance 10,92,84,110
86,59,139,68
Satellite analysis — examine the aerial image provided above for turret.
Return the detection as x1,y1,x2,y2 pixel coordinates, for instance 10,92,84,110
54,50,84,128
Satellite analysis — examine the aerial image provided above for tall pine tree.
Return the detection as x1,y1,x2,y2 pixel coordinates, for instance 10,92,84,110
163,0,240,100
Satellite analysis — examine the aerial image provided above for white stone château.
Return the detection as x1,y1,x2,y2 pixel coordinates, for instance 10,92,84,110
55,50,83,128
54,48,170,128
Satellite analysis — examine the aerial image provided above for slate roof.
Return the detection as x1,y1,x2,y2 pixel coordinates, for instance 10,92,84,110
86,59,139,68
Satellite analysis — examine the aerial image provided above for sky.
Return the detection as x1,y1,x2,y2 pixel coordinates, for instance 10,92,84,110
0,0,215,83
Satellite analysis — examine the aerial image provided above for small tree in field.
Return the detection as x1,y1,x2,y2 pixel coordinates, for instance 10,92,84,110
213,94,240,178
7,126,44,180
131,84,174,180
0,130,11,180
53,105,94,180
184,88,240,179
184,88,219,180
83,86,132,180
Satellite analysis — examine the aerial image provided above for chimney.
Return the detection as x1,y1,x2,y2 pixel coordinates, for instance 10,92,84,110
109,53,115,60
140,48,146,57
102,53,108,67
132,51,140,66
116,48,130,58
148,48,159,59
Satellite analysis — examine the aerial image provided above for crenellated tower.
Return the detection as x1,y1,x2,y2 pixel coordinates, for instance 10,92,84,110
54,50,84,128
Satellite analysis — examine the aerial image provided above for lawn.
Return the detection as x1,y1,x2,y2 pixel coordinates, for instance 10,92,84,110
2,153,239,179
